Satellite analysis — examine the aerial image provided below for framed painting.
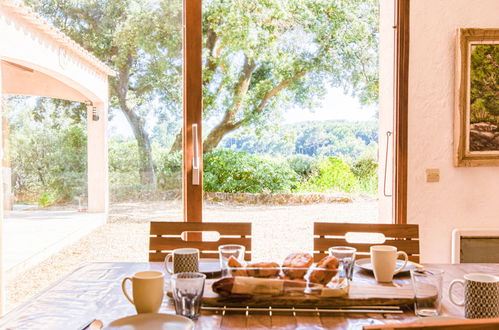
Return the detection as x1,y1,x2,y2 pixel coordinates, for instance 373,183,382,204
455,28,499,166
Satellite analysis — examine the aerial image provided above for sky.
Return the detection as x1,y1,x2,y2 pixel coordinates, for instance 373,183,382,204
284,87,377,123
109,87,377,137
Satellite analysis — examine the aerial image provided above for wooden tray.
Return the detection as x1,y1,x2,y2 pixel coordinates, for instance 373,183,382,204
202,279,421,308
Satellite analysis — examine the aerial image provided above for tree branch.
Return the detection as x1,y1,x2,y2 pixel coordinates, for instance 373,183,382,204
255,70,306,115
202,56,257,152
203,27,219,87
232,70,307,128
224,55,257,121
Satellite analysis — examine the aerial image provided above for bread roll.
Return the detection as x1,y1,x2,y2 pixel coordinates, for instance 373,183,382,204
245,262,280,277
227,256,247,276
282,253,314,279
309,256,339,285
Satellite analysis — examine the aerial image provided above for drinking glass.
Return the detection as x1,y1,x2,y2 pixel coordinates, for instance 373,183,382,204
410,268,444,317
170,272,206,319
218,244,245,276
329,246,356,280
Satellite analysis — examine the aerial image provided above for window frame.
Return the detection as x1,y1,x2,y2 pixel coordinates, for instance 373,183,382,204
182,0,410,224
394,0,409,224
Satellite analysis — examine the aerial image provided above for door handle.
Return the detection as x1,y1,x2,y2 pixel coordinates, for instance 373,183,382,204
192,123,200,185
383,131,392,197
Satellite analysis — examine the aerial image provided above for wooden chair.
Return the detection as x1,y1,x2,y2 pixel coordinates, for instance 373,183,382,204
363,317,499,329
314,222,420,262
149,221,252,262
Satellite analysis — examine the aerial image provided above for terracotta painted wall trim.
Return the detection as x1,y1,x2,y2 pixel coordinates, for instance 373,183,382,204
394,0,410,224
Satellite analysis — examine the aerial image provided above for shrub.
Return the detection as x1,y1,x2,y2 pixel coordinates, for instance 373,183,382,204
298,157,357,193
108,138,141,193
38,192,56,207
10,112,87,203
203,149,298,193
155,150,182,190
351,156,378,194
286,154,315,178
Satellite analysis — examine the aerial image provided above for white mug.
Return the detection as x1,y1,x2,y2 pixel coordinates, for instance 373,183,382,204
370,245,408,282
449,273,499,319
165,248,200,274
121,271,164,314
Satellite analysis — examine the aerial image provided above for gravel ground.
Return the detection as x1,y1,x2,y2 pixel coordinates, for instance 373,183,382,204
6,199,378,312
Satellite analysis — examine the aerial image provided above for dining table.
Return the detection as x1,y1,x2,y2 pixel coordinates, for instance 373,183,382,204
0,261,498,329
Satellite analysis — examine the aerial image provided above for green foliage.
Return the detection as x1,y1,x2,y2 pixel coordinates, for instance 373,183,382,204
9,101,87,203
155,150,182,190
203,149,298,193
201,0,379,151
222,120,378,162
28,0,379,158
26,0,184,185
470,44,499,124
38,192,56,207
108,137,142,196
9,98,378,202
286,154,315,177
297,157,357,193
108,141,182,195
351,156,378,194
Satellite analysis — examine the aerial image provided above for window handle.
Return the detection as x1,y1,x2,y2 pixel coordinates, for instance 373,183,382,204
383,131,393,197
192,124,200,185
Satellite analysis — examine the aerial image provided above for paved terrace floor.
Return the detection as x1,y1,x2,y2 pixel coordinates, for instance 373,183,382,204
3,207,105,280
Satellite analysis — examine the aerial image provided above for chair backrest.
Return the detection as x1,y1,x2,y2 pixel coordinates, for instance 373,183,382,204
314,222,420,262
363,317,499,329
149,221,252,262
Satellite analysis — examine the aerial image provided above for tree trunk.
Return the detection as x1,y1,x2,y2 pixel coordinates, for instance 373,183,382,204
121,106,156,188
202,57,256,153
203,120,241,153
112,57,156,188
169,131,182,153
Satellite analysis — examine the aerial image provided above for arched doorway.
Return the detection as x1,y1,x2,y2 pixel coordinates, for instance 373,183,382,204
0,0,113,313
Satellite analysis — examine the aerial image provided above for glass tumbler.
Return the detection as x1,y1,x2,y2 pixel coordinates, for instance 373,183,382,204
218,244,245,276
410,268,444,317
329,246,357,280
170,272,206,319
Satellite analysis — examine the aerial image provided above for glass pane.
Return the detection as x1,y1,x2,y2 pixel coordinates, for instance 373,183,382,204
202,0,382,262
3,0,182,311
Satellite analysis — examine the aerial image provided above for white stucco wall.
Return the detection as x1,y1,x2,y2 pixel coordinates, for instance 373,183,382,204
0,5,109,103
408,0,499,262
0,53,5,315
0,3,110,214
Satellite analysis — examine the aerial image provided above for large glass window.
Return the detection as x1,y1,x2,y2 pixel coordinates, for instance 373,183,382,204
199,0,383,261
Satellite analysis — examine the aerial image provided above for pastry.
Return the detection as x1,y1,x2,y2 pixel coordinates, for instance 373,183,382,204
245,262,280,277
282,253,314,279
309,256,339,285
227,256,247,276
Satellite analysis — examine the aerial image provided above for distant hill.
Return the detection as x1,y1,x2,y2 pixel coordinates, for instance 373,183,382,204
220,120,378,162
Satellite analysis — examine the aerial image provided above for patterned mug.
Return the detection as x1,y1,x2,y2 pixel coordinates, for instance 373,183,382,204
449,273,499,319
165,248,200,274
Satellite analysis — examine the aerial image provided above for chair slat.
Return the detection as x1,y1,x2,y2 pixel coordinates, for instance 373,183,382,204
314,223,419,238
149,221,252,262
150,237,251,251
150,222,251,236
313,222,420,263
314,238,420,255
313,253,420,263
149,251,252,262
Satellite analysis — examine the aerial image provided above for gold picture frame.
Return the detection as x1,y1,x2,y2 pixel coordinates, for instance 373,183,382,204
454,28,499,167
